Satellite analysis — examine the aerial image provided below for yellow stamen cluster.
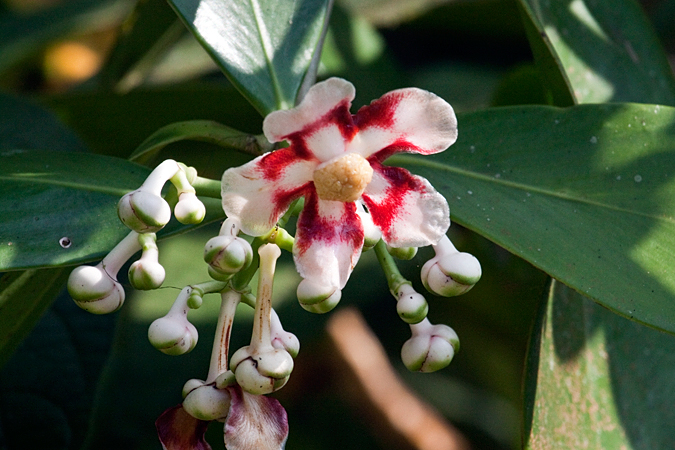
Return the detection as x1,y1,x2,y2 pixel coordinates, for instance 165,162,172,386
313,153,374,202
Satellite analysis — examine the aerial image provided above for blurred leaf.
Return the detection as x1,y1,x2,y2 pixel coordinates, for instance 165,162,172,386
0,150,225,271
166,0,331,114
523,280,675,449
517,0,675,105
0,292,116,449
0,269,67,367
393,103,675,333
43,82,263,159
129,120,272,164
0,0,134,75
98,0,185,91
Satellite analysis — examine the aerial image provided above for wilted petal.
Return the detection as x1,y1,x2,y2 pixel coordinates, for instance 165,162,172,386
224,386,289,450
294,190,363,289
350,87,457,160
362,162,449,248
222,148,315,236
156,405,212,450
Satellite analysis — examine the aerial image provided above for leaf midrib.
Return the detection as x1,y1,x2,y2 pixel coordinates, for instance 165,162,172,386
393,155,675,224
0,175,131,197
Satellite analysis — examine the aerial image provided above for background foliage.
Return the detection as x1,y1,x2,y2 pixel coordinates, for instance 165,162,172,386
1,0,675,449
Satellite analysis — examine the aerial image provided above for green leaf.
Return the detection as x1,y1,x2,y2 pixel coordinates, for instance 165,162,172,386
392,103,675,333
129,120,272,164
524,280,675,449
0,269,68,367
166,0,331,114
0,150,224,271
517,0,675,105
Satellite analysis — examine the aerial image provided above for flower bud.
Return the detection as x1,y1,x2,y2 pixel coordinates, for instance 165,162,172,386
401,320,459,373
271,309,300,358
296,279,341,314
128,258,165,290
67,264,125,314
174,192,206,224
230,346,294,395
204,235,253,280
421,252,481,297
182,383,231,421
117,189,171,233
395,284,428,324
182,378,205,398
387,245,418,260
148,315,198,355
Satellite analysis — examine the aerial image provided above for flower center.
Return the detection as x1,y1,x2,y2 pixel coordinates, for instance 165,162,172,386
313,153,373,202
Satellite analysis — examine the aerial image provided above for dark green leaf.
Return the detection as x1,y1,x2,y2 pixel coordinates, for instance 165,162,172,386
0,269,68,367
517,0,675,105
524,280,675,449
0,150,224,271
166,0,331,114
393,103,675,333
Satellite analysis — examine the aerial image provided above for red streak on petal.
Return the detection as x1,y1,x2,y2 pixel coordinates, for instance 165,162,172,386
353,91,402,130
283,100,357,154
295,190,363,255
361,162,425,241
370,138,427,163
257,146,312,182
272,182,312,221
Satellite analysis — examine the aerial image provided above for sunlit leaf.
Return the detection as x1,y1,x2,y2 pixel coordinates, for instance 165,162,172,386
167,0,331,114
523,280,675,449
517,0,675,105
393,103,675,333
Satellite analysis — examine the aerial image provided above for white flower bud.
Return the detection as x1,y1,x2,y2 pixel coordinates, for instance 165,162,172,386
387,244,418,260
395,284,428,324
148,315,198,355
270,309,300,358
117,189,171,233
421,252,481,297
67,264,125,314
174,191,206,224
182,384,231,421
128,258,165,290
296,279,341,314
230,346,294,395
182,378,205,398
401,319,459,373
204,235,253,280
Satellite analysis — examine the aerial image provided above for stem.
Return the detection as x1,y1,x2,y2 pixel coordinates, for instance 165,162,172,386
374,239,410,296
230,237,264,292
142,160,180,194
192,176,222,199
169,166,196,195
191,280,229,296
206,289,241,383
433,234,458,256
101,231,141,276
250,244,281,351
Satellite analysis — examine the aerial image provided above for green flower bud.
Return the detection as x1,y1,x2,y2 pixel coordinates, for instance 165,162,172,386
421,252,481,297
182,384,231,421
67,264,125,314
117,190,171,233
395,284,428,324
296,279,341,314
148,315,198,355
204,235,253,279
174,192,206,225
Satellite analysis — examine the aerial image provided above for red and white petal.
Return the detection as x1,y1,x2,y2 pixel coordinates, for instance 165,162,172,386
263,78,355,144
156,405,212,450
221,148,315,236
361,162,449,248
294,191,364,290
223,386,288,450
349,88,457,161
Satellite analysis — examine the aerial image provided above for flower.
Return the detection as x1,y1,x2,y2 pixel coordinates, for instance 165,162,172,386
222,78,457,308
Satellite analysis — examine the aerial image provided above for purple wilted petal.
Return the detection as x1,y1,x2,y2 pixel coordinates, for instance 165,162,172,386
224,385,288,450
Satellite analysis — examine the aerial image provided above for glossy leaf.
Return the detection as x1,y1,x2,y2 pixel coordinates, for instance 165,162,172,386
393,103,675,333
167,0,331,114
0,150,224,271
523,280,675,449
518,0,675,105
129,120,272,164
